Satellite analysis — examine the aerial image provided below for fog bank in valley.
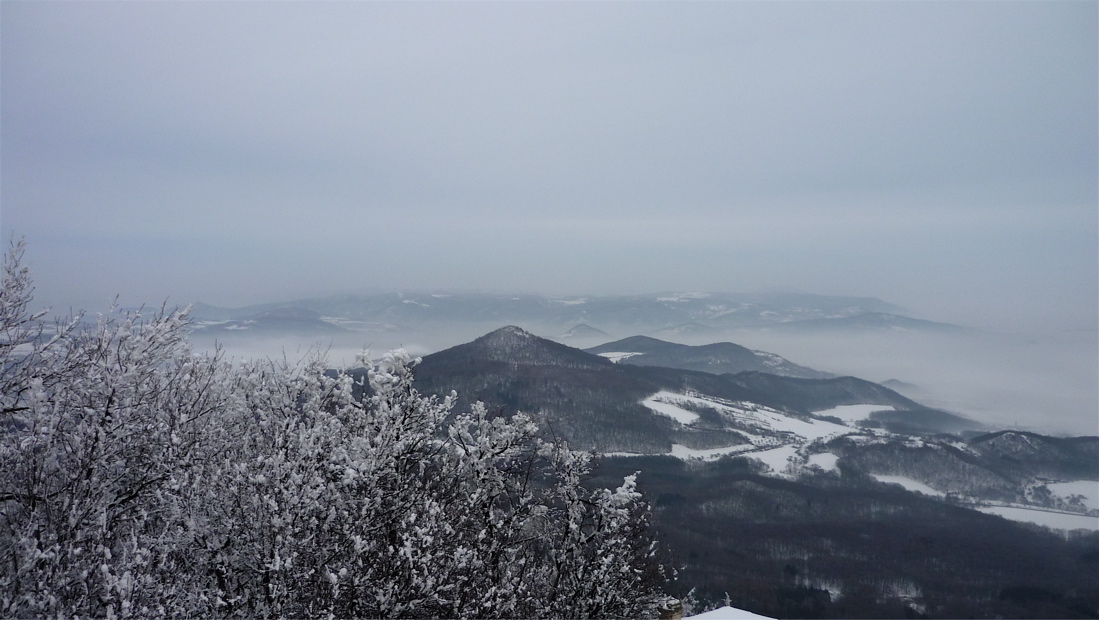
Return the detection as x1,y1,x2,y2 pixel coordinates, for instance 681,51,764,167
187,315,1097,439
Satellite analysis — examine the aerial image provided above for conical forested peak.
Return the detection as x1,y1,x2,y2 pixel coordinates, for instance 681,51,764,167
432,325,612,370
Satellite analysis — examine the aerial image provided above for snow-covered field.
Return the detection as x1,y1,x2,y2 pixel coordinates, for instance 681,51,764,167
813,404,894,423
744,445,800,474
977,505,1099,532
1047,480,1099,511
642,392,703,424
641,391,852,443
628,392,909,474
806,452,839,471
669,443,755,460
597,351,645,363
871,475,945,497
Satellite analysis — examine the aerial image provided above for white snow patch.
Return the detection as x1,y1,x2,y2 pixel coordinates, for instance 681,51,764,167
807,452,839,472
872,475,944,497
641,391,852,444
598,451,650,458
320,315,364,327
813,580,844,602
669,443,755,460
978,506,1099,531
689,605,773,619
552,298,587,305
743,408,850,442
813,404,895,424
944,439,980,456
842,433,892,446
657,292,710,302
751,350,786,368
1047,480,1099,511
642,392,702,424
599,351,645,363
744,445,800,474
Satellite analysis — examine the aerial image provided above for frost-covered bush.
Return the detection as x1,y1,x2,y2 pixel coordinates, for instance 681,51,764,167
0,240,665,619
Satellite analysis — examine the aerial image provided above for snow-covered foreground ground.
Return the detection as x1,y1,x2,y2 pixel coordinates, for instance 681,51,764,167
977,505,1099,532
690,605,773,619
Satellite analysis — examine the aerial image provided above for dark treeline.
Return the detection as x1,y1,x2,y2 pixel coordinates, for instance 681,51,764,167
587,455,1099,619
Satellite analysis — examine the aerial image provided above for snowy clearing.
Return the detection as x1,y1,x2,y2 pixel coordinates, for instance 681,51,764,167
669,443,755,460
1047,480,1099,511
807,452,840,472
641,391,853,443
978,506,1099,532
744,445,800,474
599,351,645,363
871,475,945,497
813,404,895,424
642,392,702,424
744,406,850,442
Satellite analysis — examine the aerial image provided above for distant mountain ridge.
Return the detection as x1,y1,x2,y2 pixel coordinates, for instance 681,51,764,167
190,306,349,335
189,291,966,337
586,335,833,379
763,311,973,334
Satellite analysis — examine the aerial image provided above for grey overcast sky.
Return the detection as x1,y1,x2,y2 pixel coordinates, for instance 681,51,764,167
2,1,1096,331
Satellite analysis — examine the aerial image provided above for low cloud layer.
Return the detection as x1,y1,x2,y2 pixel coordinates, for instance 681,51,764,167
2,1,1095,335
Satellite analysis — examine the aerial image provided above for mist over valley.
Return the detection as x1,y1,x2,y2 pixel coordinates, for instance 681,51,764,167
184,289,1098,438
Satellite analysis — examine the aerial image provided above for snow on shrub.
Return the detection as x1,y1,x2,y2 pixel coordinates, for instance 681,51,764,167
0,240,666,618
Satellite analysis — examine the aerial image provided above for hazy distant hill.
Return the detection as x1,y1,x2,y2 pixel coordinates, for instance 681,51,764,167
557,323,611,340
190,307,349,335
190,291,959,336
762,311,972,334
586,335,833,379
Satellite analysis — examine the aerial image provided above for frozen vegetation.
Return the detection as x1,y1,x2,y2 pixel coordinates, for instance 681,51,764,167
0,242,665,618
